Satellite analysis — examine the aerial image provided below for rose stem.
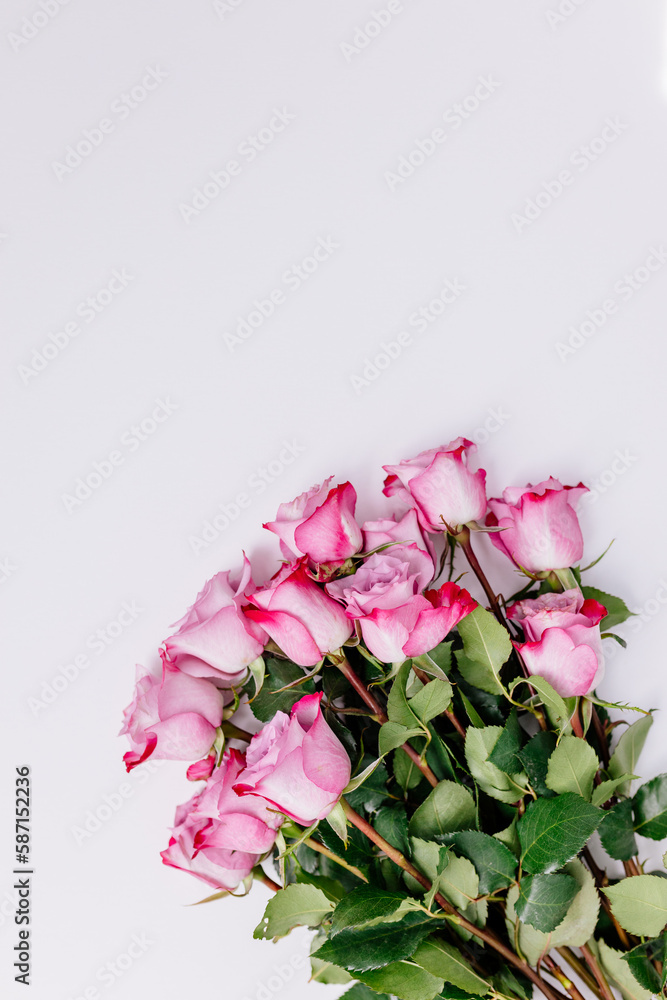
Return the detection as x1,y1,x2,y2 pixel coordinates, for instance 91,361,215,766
412,664,466,738
556,947,604,999
455,525,507,626
335,655,439,788
543,955,588,1000
341,798,568,1000
304,837,369,882
579,944,615,1000
255,871,281,892
581,847,632,949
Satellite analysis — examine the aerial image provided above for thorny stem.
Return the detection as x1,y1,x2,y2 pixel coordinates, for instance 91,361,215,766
304,837,368,882
412,664,466,738
334,654,439,788
579,944,615,1000
543,955,588,1000
341,799,569,1000
556,947,604,999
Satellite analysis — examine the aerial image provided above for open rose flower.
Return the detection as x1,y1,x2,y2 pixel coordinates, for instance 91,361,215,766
264,478,363,566
163,555,267,685
383,438,487,533
486,479,589,574
244,563,353,666
510,589,607,697
326,545,474,662
120,661,224,771
233,693,351,825
161,750,282,890
362,508,436,566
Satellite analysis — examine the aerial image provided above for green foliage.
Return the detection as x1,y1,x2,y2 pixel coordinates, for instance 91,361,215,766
374,804,409,854
603,874,667,937
608,714,653,793
341,986,391,1000
412,937,490,995
488,708,524,774
457,606,512,695
514,872,579,932
622,936,667,995
254,883,334,940
249,658,316,722
633,773,667,840
450,831,517,894
581,586,635,629
518,731,557,797
409,781,477,839
351,962,444,1000
599,799,638,861
595,939,656,1000
315,908,436,972
465,727,527,804
517,793,603,874
545,735,599,800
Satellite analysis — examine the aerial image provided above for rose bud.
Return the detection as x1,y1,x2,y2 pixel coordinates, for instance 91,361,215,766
120,661,224,771
161,751,281,891
163,554,267,685
382,438,487,533
264,478,363,566
507,588,607,641
486,479,589,574
233,693,351,826
244,563,353,666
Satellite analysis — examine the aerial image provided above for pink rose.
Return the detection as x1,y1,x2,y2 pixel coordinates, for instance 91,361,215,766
163,555,267,685
120,661,224,771
264,478,363,565
511,589,607,697
161,749,282,891
233,693,351,825
362,508,435,566
486,479,589,574
326,545,474,662
245,563,353,666
383,438,487,533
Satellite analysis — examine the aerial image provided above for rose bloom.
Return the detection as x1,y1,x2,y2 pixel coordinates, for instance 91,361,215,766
510,589,607,697
264,478,363,565
486,478,589,574
245,562,353,666
362,508,436,566
161,750,282,891
233,693,351,826
383,438,487,533
163,555,267,685
120,661,224,771
326,544,475,662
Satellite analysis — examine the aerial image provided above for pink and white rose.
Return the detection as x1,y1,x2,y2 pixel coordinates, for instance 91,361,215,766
383,438,487,533
486,479,589,574
233,693,351,825
362,508,435,566
120,661,224,771
163,555,267,685
264,478,363,565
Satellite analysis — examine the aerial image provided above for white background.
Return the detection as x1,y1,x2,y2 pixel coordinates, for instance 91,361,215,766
3,1,667,998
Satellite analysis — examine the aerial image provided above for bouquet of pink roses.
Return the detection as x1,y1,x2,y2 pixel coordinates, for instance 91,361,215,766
121,438,667,1000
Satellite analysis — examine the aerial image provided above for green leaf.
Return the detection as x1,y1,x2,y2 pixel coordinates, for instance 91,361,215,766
516,675,573,735
379,722,424,755
330,886,414,935
314,910,436,972
409,679,454,725
433,854,479,910
459,687,486,727
581,586,635,630
246,655,265,700
592,774,636,807
465,727,527,804
254,883,334,939
412,937,490,995
294,868,346,902
603,875,667,936
622,936,667,995
608,714,653,792
493,818,520,856
394,746,424,791
633,773,667,840
515,872,579,932
352,962,444,1000
545,735,599,800
518,731,557,798
409,838,447,884
517,792,603,875
600,799,638,861
413,641,453,679
451,831,517,894
326,801,348,844
457,607,512,695
388,662,423,729
342,985,391,1000
409,780,477,839
596,939,656,1000
488,708,524,774
374,805,409,855
249,658,316,722
346,757,389,812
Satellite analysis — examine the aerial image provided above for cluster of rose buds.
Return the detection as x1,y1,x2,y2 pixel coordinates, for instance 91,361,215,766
121,437,600,893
